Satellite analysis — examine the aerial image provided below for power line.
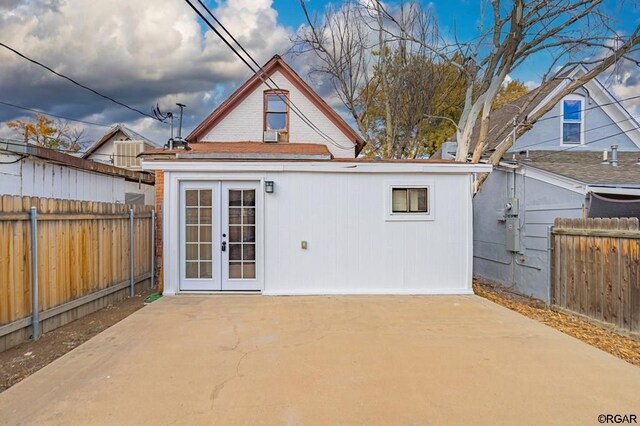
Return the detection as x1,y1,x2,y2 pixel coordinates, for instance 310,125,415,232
182,0,354,150
535,93,640,123
515,113,640,150
191,0,347,147
0,99,112,128
0,42,163,123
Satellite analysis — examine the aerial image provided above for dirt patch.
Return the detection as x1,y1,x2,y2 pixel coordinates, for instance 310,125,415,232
0,289,155,393
474,278,640,367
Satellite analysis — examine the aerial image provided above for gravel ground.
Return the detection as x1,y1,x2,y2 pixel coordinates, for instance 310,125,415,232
473,278,640,367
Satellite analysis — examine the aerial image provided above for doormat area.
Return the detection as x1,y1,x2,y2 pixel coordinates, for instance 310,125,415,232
473,278,640,367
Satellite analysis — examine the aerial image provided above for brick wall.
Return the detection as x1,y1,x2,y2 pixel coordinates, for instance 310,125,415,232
154,170,164,292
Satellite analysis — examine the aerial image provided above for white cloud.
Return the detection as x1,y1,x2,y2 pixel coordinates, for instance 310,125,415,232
0,0,291,144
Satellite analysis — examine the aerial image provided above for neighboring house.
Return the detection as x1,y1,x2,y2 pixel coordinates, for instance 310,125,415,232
470,66,640,302
82,124,158,170
141,55,490,296
0,139,155,204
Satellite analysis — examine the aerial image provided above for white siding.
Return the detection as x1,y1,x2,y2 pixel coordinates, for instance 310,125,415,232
161,167,475,295
0,153,155,204
202,70,356,158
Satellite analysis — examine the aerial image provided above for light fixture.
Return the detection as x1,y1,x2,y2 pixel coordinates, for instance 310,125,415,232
265,181,274,193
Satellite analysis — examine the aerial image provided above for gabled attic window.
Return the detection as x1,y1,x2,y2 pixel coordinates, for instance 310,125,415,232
264,90,289,142
561,95,584,145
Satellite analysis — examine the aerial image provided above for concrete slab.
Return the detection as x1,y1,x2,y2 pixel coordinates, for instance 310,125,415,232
0,295,638,425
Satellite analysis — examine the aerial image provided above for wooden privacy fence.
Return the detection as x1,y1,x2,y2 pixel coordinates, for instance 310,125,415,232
551,218,640,336
0,195,155,351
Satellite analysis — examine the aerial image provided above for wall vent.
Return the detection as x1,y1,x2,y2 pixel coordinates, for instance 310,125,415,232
114,140,144,169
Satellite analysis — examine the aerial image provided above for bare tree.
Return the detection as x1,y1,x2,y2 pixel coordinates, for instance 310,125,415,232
368,0,640,169
293,0,460,158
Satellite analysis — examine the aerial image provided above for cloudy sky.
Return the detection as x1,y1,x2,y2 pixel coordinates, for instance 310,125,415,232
0,0,639,148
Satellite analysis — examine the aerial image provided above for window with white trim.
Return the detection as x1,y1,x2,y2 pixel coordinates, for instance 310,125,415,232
392,188,428,213
561,95,583,145
385,182,434,221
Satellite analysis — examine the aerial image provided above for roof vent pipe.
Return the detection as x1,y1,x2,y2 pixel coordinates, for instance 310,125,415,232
602,149,608,164
610,144,619,167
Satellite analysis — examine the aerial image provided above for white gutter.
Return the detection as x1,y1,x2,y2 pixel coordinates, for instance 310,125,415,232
142,160,493,174
586,185,640,196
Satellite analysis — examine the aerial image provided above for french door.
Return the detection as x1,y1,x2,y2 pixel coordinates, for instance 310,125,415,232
179,181,260,291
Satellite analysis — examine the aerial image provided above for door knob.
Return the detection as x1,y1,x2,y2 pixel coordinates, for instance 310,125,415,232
221,241,227,252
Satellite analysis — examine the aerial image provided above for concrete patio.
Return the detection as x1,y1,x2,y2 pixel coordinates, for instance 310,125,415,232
0,295,638,425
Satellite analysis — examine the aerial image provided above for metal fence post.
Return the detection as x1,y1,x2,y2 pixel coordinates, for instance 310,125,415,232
30,206,39,341
151,210,156,289
130,209,135,297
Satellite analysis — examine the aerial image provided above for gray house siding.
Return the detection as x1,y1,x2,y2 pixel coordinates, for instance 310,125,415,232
474,168,584,302
510,89,639,152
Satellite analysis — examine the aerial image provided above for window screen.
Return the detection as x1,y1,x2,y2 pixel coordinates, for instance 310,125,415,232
392,188,428,213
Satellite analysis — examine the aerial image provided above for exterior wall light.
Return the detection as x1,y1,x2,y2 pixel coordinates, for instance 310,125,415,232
265,181,274,193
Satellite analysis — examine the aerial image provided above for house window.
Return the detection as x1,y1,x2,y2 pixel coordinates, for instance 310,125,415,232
264,90,289,135
385,183,434,221
392,188,428,213
561,96,583,145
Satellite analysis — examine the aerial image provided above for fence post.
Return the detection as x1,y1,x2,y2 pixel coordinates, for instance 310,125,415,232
151,210,155,289
30,206,39,341
130,209,135,297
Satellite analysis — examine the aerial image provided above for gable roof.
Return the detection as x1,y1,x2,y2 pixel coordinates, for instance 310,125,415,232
515,150,640,185
469,65,640,156
82,124,156,159
187,55,366,155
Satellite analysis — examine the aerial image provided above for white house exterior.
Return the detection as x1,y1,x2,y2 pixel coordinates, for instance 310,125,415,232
0,140,155,204
142,55,490,296
82,124,158,170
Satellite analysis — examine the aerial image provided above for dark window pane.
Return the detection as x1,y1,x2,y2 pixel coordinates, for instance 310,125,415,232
186,190,198,207
563,123,581,143
229,190,242,207
243,262,256,279
200,244,212,261
200,261,212,279
199,190,212,207
186,225,198,243
242,226,255,242
229,262,242,279
229,225,241,242
266,113,286,130
244,244,255,261
563,99,581,121
185,262,198,279
199,208,212,224
229,243,242,260
267,94,287,112
243,190,256,207
392,189,408,212
229,208,242,225
186,208,199,224
199,225,212,242
186,244,198,261
409,188,428,212
243,208,256,225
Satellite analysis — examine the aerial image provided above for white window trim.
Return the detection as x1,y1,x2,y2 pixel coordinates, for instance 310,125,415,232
560,94,585,146
384,181,435,222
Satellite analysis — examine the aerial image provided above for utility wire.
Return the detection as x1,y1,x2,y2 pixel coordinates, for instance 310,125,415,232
535,93,640,123
0,42,163,122
182,0,354,150
191,0,347,148
514,113,640,151
0,100,112,128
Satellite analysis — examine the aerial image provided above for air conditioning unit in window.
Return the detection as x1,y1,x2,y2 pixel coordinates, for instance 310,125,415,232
263,130,279,143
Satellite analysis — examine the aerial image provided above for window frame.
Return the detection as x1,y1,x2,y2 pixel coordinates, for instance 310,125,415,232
384,182,435,222
263,89,290,137
560,94,585,146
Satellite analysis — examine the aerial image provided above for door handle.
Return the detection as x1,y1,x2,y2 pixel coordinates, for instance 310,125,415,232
221,241,227,252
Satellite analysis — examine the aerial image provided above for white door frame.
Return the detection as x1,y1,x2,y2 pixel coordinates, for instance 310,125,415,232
169,174,265,294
